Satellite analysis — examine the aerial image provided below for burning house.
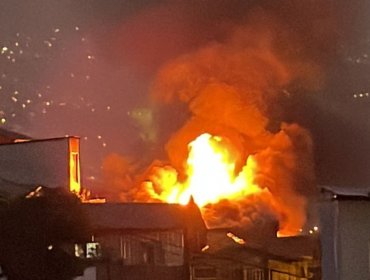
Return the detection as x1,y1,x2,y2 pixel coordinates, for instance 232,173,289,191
88,20,321,279
0,128,322,280
101,18,319,242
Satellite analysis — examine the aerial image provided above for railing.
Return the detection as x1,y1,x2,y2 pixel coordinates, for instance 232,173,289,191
269,269,309,280
243,267,265,280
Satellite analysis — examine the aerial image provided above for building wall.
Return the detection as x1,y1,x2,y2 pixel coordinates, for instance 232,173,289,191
85,230,186,280
319,201,338,280
320,199,370,280
338,200,370,280
95,230,184,266
0,137,80,191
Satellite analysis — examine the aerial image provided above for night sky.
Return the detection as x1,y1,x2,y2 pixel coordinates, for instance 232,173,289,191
1,0,370,191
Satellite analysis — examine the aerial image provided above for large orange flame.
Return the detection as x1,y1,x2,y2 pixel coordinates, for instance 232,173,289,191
145,133,263,207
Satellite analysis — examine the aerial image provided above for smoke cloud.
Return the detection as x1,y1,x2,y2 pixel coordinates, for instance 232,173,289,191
145,21,316,234
99,0,338,235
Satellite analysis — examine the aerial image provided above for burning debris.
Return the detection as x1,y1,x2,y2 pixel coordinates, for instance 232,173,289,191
226,232,246,245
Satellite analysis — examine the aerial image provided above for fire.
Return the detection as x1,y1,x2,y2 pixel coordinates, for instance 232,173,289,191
69,137,81,194
147,133,262,208
116,24,317,236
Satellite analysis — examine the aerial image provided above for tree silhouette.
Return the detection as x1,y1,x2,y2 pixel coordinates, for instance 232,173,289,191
0,187,90,280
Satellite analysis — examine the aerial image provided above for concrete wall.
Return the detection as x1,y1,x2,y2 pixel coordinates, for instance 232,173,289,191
320,199,370,280
0,137,79,190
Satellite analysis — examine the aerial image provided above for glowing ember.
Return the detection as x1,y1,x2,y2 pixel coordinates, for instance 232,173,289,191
226,232,246,245
146,133,262,207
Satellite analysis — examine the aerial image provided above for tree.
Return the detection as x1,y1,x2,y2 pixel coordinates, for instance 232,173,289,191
0,187,90,280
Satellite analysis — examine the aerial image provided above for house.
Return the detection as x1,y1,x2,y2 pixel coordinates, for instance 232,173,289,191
319,186,370,280
0,135,81,199
77,200,207,280
266,235,321,279
191,227,320,280
191,228,266,280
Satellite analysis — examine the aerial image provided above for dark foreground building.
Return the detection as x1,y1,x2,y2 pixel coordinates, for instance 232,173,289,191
190,228,320,280
0,133,81,199
319,186,370,280
77,201,207,280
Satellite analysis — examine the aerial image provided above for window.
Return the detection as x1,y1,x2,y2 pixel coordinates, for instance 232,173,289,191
74,242,101,259
86,242,101,259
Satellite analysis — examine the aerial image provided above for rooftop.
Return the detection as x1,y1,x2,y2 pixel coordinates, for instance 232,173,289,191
204,228,319,262
83,202,206,232
0,128,30,144
321,185,370,200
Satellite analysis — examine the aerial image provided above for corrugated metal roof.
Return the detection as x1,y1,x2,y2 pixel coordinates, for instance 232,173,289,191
321,185,370,199
83,202,205,231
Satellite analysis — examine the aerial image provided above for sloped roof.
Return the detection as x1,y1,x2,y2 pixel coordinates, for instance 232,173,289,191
0,128,30,144
0,176,38,200
266,235,320,261
203,228,318,263
321,185,370,200
83,202,206,231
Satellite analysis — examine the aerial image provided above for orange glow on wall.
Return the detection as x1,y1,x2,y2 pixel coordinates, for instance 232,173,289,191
69,137,81,193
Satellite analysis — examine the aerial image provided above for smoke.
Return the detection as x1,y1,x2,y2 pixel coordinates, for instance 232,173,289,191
145,10,317,235
202,191,277,228
252,123,315,234
98,153,136,201
99,1,338,234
